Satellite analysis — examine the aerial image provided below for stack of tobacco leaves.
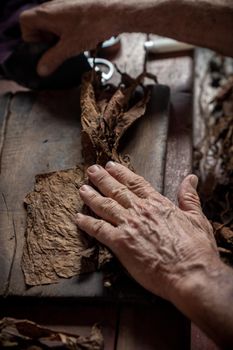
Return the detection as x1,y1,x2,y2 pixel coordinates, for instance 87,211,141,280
0,318,104,350
22,70,155,285
194,54,233,265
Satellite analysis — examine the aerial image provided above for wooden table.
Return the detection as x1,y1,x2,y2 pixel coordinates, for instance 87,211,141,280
0,34,218,349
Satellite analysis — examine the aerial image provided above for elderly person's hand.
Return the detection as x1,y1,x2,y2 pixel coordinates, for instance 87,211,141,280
76,162,233,348
20,0,118,76
76,162,219,300
20,0,233,77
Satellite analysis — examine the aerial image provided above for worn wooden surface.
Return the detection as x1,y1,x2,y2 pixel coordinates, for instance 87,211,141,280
0,83,169,298
0,32,171,298
116,303,189,350
0,33,200,349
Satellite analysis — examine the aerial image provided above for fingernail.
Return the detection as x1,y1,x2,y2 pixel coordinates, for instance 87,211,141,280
80,184,92,192
190,175,198,189
75,213,83,220
87,165,101,173
106,161,115,169
38,64,49,76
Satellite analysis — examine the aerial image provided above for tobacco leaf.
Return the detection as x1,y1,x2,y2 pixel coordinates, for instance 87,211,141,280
194,54,233,265
22,167,97,286
213,222,233,252
22,69,154,285
80,70,152,167
0,318,104,350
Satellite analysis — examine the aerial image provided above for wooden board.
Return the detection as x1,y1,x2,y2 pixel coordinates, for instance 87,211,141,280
0,33,193,350
116,303,190,350
0,83,169,298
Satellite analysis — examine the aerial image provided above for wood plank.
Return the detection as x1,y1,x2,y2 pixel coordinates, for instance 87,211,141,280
146,38,193,93
0,93,13,295
123,84,169,193
164,91,193,203
111,33,147,83
146,49,193,201
116,303,190,350
0,34,194,348
0,83,169,298
0,89,83,297
0,35,170,298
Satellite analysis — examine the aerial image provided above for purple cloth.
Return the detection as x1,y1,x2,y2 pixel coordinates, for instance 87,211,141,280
0,0,45,64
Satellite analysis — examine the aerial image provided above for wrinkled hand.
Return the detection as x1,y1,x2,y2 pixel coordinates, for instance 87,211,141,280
20,0,116,76
76,162,220,301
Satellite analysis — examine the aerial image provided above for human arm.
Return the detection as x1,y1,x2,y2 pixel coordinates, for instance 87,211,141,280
19,0,233,76
75,162,233,349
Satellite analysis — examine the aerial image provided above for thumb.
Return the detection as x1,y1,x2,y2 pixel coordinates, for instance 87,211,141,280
177,174,202,214
37,41,70,76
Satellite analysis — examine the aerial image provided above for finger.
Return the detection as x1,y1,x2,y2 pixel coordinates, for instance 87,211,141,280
87,165,138,208
177,174,202,214
79,185,127,225
76,213,118,248
20,9,49,42
36,40,72,76
105,161,154,198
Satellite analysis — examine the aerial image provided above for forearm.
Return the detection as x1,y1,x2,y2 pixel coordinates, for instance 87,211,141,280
109,0,233,57
172,259,233,348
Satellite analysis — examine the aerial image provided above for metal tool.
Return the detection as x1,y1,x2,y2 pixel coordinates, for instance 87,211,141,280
84,51,115,83
144,37,194,54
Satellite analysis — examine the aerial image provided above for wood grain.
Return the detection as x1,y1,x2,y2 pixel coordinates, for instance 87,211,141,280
116,303,190,350
0,93,13,295
0,33,193,349
164,91,192,203
0,83,169,298
0,33,169,298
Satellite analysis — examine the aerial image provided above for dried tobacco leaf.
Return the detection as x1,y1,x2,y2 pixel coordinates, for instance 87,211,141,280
22,69,154,285
22,167,97,286
213,222,233,252
194,54,233,265
80,70,152,167
0,318,104,350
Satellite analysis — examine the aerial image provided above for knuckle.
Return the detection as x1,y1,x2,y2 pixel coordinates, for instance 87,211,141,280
128,175,145,188
93,220,106,236
140,204,155,219
88,191,97,201
112,185,128,198
182,192,200,206
128,176,151,195
100,197,116,210
127,215,140,229
95,172,108,185
113,169,128,183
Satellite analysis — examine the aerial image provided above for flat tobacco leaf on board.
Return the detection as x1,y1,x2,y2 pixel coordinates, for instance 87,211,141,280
0,318,104,350
22,69,154,285
22,167,98,285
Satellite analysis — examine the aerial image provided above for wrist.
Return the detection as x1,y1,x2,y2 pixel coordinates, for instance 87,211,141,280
170,258,233,347
170,255,223,307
